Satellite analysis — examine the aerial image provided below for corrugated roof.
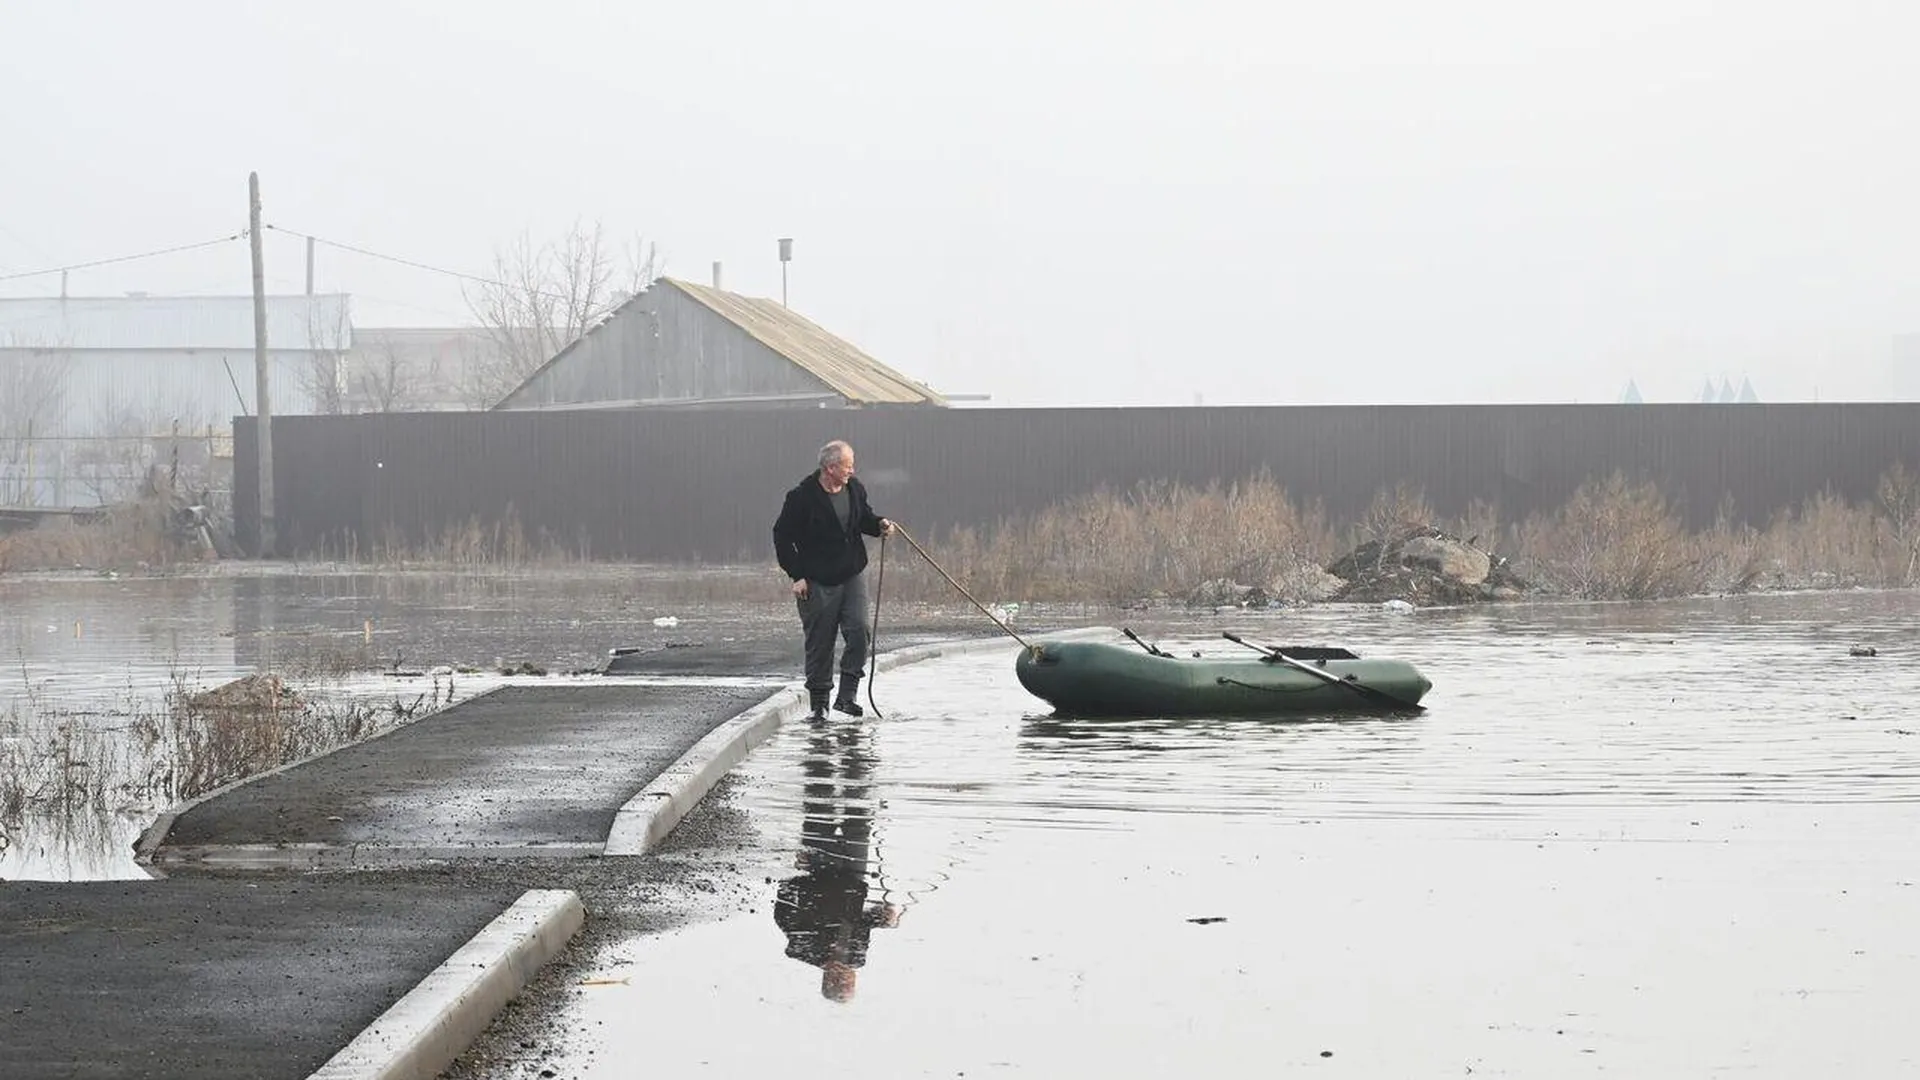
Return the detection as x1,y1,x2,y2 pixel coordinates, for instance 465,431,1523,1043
661,279,945,406
0,294,351,351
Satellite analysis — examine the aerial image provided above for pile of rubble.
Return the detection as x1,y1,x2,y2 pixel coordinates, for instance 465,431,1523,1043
182,673,304,713
1173,525,1531,611
1324,525,1529,606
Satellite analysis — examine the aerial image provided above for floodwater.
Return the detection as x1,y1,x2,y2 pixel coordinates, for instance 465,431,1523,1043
547,592,1919,1078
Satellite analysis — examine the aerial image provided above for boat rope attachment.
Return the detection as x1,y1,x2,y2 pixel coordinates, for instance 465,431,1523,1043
1215,676,1321,694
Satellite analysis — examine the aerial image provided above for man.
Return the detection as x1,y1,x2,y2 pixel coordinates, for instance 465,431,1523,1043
772,439,897,719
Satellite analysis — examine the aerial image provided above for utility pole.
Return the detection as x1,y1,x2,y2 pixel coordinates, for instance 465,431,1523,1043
305,234,315,295
250,171,275,557
778,237,792,306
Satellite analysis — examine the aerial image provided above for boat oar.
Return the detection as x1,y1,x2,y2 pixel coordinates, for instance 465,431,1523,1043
1122,628,1171,657
1220,631,1424,712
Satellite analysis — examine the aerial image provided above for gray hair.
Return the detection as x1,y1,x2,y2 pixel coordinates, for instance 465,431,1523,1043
818,440,852,469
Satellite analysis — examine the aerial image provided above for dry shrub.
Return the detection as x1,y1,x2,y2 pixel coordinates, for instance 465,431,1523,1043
1515,473,1707,599
1758,491,1882,589
1353,482,1436,559
1751,465,1920,590
2,671,419,861
0,501,182,572
885,472,1335,605
1447,498,1507,557
1876,461,1920,585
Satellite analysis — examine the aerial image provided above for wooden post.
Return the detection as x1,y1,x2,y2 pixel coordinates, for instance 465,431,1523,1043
251,172,275,556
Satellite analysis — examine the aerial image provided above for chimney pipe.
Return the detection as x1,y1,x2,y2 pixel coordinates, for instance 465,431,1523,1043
712,261,722,290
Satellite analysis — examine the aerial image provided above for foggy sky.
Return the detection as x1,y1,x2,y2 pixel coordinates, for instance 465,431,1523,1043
3,1,1915,406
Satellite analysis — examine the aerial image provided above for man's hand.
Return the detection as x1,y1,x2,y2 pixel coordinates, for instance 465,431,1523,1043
879,518,898,537
791,579,810,600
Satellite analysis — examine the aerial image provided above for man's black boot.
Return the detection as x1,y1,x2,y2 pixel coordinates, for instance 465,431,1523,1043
832,675,864,717
807,691,829,720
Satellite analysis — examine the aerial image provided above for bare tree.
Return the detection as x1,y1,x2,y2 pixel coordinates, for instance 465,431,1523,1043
350,335,438,413
68,389,216,506
297,298,353,415
1876,461,1920,585
0,348,72,506
462,220,661,407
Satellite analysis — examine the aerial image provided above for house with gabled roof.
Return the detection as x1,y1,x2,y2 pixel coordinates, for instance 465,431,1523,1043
491,277,947,410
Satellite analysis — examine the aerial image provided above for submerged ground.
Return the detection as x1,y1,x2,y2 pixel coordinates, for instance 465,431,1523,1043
3,567,1917,1077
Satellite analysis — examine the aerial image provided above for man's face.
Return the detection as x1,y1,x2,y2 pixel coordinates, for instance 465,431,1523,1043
824,450,855,485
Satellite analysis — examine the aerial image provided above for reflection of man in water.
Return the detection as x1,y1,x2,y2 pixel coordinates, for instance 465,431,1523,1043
773,715,902,1002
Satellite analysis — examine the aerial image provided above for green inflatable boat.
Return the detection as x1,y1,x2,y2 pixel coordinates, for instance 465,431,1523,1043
1014,631,1432,717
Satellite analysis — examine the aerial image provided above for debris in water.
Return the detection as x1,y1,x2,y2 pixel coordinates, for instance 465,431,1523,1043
652,616,680,628
1849,645,1878,657
1186,916,1227,925
184,673,302,712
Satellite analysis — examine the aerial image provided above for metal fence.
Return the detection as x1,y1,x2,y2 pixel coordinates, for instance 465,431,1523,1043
0,428,233,511
233,403,1920,560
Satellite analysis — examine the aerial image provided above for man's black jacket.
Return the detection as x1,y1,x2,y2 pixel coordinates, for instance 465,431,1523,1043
772,471,885,586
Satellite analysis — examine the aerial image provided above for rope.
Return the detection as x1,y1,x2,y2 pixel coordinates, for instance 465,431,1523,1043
1216,676,1320,694
892,524,1034,650
860,523,1031,722
865,531,887,720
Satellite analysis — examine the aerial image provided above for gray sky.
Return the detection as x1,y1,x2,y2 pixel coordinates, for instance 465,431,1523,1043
3,1,1915,405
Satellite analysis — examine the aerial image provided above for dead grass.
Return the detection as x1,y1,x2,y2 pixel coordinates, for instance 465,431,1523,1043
879,472,1339,606
322,505,596,568
2,669,433,863
0,501,184,573
9,464,1917,605
887,463,1920,606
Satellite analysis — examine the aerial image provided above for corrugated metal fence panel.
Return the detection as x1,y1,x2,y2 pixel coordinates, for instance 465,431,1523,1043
234,403,1920,560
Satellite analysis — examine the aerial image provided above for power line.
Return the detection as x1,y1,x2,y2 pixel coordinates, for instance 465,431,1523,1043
265,224,517,294
0,233,244,284
265,223,638,306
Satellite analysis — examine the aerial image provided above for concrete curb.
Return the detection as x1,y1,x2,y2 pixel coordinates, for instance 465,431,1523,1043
306,888,585,1080
603,626,1113,856
148,841,606,871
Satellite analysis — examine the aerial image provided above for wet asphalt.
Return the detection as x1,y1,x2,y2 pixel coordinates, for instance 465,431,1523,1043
149,682,774,863
1,671,762,1080
0,877,523,1080
0,588,1024,1080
